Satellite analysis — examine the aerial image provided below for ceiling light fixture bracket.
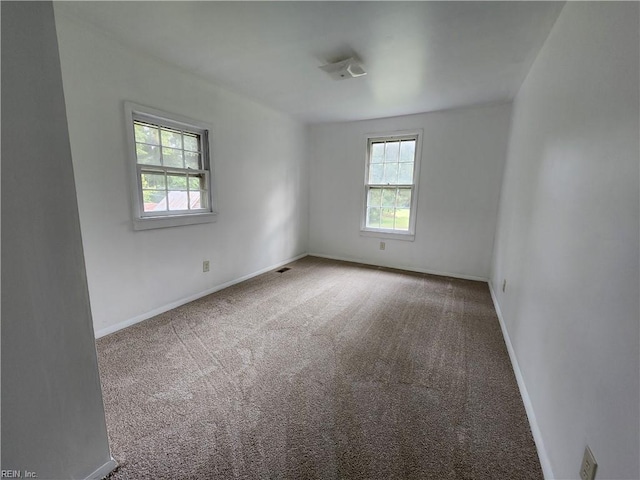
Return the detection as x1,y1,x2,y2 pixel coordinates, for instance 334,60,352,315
319,57,367,81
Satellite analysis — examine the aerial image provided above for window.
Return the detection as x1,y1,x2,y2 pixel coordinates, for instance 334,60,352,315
361,131,422,240
125,102,217,230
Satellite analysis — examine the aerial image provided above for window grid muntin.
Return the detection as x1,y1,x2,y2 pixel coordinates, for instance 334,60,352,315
365,135,418,233
138,165,209,216
133,120,202,170
132,115,210,218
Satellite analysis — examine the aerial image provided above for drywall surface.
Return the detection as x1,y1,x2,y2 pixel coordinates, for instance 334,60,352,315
309,103,511,280
53,10,309,334
491,3,639,479
1,2,113,478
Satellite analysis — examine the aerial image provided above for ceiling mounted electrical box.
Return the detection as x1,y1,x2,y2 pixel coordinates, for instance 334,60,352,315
319,57,367,80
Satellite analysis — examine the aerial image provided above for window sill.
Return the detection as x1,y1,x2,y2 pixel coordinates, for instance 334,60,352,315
133,212,218,231
360,228,415,242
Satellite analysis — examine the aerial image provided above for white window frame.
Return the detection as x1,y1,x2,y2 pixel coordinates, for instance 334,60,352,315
124,102,218,231
360,129,423,241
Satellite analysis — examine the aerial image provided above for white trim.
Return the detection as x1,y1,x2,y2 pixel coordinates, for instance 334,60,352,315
488,282,554,480
133,211,217,231
307,253,488,282
84,457,118,480
95,253,308,338
359,229,415,242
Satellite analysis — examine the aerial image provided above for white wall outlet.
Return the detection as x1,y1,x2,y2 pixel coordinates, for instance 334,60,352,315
502,279,507,292
203,260,210,273
380,241,386,250
580,446,597,480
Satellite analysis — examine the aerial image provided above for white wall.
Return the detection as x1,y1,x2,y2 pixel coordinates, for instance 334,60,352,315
308,103,511,280
1,2,114,478
491,3,639,479
53,9,309,336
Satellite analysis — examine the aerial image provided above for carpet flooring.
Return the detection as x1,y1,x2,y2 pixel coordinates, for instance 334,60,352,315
99,256,542,479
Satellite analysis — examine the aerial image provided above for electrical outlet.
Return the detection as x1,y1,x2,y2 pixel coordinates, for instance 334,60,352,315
502,279,507,292
380,241,386,250
580,446,597,480
203,260,210,273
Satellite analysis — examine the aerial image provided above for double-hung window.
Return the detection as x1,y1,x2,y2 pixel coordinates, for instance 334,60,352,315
361,130,422,240
125,102,217,230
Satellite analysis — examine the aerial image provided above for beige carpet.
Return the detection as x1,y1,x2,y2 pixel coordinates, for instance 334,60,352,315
99,256,542,479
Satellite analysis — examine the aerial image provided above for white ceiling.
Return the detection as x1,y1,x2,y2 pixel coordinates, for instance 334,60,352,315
55,1,564,124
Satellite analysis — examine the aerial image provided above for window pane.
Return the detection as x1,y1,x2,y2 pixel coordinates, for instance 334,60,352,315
397,188,412,208
166,174,188,190
369,164,384,184
381,188,396,207
141,172,165,190
381,208,395,229
384,142,400,163
398,163,414,184
183,134,199,152
188,190,204,209
161,129,182,149
134,123,159,145
367,207,381,228
166,191,190,211
383,163,398,184
371,143,385,164
188,176,202,190
136,144,161,165
394,209,410,230
367,188,382,207
399,140,416,163
184,151,200,170
143,191,167,212
162,147,183,168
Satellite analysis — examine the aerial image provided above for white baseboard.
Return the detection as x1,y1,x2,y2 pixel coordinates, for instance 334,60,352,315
488,282,554,480
307,252,488,282
94,253,308,338
85,457,118,479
